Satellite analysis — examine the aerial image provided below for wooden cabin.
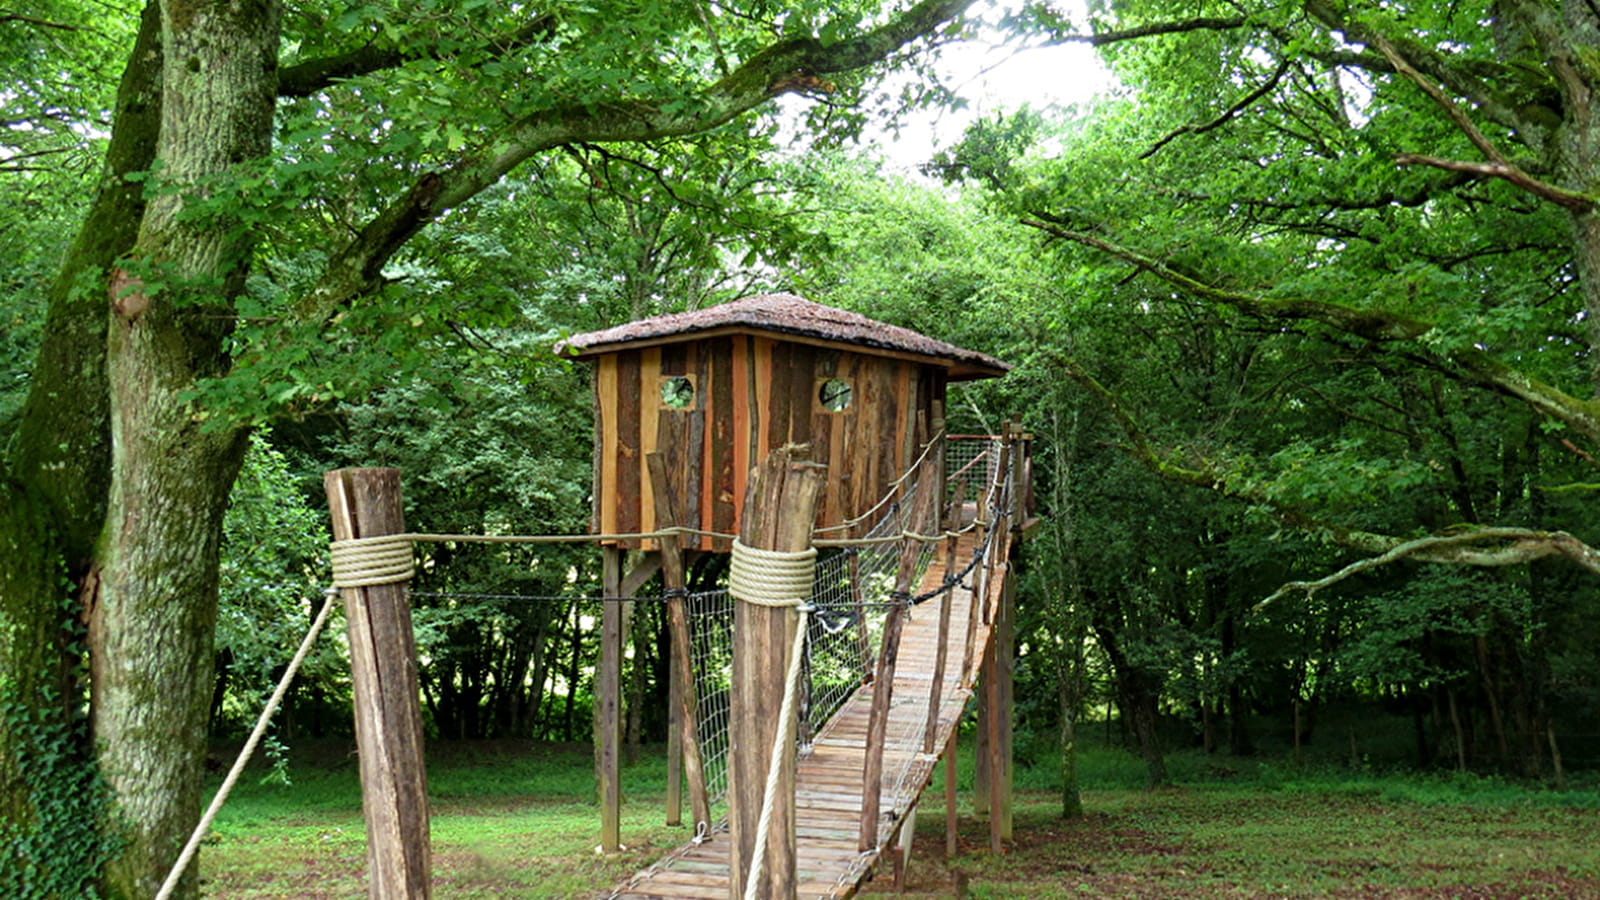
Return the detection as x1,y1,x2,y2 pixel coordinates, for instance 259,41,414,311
562,293,1009,551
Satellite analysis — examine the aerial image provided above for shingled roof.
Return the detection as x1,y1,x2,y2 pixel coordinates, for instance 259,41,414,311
560,292,1009,381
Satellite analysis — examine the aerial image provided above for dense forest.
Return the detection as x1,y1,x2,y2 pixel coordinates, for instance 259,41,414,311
4,1,1600,897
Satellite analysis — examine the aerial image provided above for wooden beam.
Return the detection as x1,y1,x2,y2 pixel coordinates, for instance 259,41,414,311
860,434,940,852
598,546,624,852
729,446,825,900
945,736,959,859
324,468,431,900
648,452,712,833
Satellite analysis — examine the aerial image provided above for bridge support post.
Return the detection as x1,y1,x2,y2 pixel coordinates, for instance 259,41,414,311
324,467,431,900
729,445,825,900
860,420,942,853
598,546,624,852
649,451,712,833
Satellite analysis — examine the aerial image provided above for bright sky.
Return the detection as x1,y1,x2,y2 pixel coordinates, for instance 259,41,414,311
868,1,1113,174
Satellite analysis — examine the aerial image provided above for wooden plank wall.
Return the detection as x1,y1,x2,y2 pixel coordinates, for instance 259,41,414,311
593,336,943,551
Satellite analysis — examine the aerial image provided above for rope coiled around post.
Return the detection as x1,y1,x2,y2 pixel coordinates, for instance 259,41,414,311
728,539,816,900
728,540,816,608
329,535,415,588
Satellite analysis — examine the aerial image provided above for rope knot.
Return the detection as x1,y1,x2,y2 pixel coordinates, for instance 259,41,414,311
329,535,415,588
729,539,817,608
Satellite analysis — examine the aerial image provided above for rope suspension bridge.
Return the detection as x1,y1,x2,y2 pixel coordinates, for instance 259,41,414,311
611,433,1019,899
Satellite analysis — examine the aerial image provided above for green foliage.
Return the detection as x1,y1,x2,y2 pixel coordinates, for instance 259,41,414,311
0,587,122,900
214,430,338,751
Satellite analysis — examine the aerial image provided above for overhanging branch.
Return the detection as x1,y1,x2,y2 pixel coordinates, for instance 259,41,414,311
276,14,558,98
1050,15,1247,46
1393,155,1593,212
1141,58,1293,159
1021,217,1600,443
288,0,978,326
1050,352,1600,601
1257,527,1600,610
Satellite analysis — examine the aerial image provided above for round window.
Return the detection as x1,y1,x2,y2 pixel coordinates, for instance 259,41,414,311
818,378,853,412
660,375,695,410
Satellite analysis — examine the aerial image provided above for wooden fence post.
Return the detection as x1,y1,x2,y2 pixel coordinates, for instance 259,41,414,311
324,468,431,900
729,446,825,900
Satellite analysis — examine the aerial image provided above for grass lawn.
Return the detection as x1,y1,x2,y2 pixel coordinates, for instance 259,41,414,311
197,740,1600,899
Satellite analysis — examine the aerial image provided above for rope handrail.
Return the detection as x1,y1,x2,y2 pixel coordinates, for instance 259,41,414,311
812,429,949,534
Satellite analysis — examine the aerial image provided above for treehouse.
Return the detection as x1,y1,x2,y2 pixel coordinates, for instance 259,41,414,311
562,292,1009,551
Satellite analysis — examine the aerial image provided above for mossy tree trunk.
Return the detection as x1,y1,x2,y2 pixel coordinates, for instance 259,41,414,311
87,1,279,896
2,1,274,897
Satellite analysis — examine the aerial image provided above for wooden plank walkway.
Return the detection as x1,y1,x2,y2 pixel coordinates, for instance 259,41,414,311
607,538,1005,900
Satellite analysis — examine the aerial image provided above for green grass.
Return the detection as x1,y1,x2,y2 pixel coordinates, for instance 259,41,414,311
198,740,1600,898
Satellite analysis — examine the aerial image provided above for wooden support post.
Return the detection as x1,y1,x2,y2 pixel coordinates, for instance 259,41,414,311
648,452,712,833
945,737,959,858
923,477,965,753
667,651,683,826
729,446,825,900
598,545,624,852
993,558,1016,845
973,646,991,826
324,468,431,900
997,423,1023,843
860,447,941,852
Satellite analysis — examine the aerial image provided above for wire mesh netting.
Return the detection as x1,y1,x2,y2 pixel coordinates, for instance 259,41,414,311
679,434,1008,819
610,433,1018,899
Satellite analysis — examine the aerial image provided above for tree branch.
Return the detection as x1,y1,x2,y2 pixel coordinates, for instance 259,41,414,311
1393,154,1594,212
1020,217,1600,443
288,0,977,326
1257,528,1600,610
1052,16,1247,46
276,14,557,98
1303,0,1528,132
1365,34,1594,213
1141,58,1293,159
1050,353,1600,599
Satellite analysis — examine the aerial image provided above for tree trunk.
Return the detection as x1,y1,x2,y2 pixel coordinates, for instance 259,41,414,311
1058,655,1083,818
87,2,281,895
1094,623,1168,788
1126,684,1168,788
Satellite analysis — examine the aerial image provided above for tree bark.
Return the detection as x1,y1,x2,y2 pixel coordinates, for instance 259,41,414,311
88,1,280,896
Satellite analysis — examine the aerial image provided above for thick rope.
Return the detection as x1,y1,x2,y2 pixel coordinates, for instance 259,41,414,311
728,540,816,606
154,592,338,900
329,536,414,587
